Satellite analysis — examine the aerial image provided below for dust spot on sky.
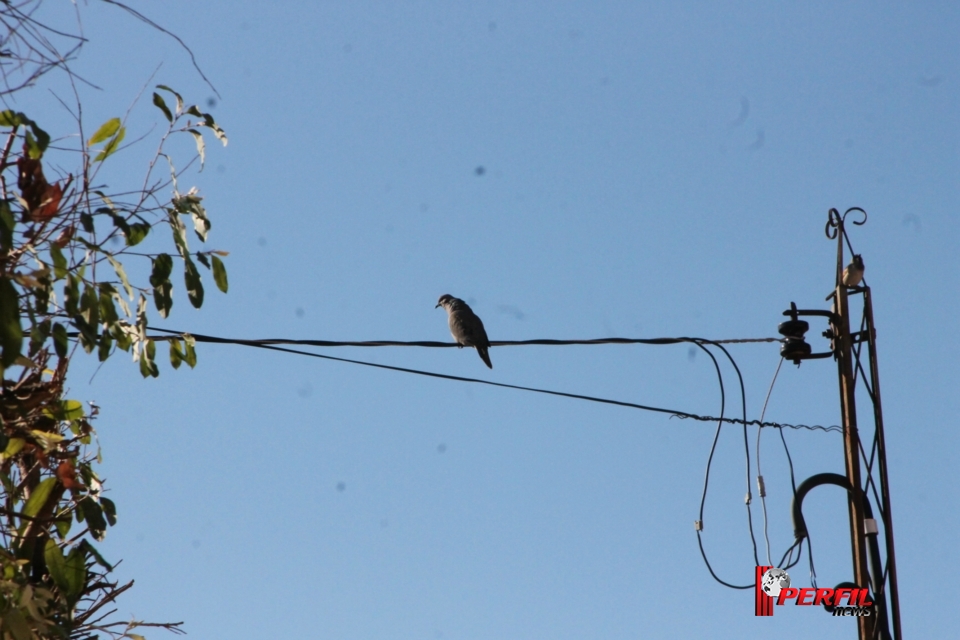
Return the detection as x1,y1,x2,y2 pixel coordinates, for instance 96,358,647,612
497,304,525,320
729,96,749,128
902,213,921,232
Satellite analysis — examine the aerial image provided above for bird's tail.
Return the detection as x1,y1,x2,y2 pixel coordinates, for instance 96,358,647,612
476,346,493,369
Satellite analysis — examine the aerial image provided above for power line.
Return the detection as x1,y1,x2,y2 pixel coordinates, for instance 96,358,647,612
144,333,780,349
142,327,839,433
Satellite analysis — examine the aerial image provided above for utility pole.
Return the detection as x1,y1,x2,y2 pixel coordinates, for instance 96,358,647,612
832,251,875,640
780,208,901,640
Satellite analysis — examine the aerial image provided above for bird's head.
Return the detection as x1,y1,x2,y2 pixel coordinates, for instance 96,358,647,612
436,294,454,309
852,254,864,269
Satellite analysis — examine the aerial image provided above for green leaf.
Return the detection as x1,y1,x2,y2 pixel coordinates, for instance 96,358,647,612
196,251,210,268
0,110,28,127
45,539,86,599
24,125,50,159
64,274,80,315
76,496,108,541
211,255,229,293
80,211,95,233
0,277,23,367
99,285,119,324
78,539,113,571
50,243,68,280
93,126,126,162
150,254,174,318
88,117,121,145
98,330,113,362
0,111,49,157
202,112,228,146
168,209,190,256
55,515,72,539
80,284,100,329
172,192,211,242
63,546,87,599
156,84,184,114
23,477,57,519
52,322,68,358
2,607,32,640
169,338,183,369
184,256,204,308
184,334,197,368
112,323,132,352
60,399,85,420
0,200,14,250
189,128,205,167
127,222,149,246
2,438,25,459
110,212,130,235
107,254,133,299
139,339,159,378
153,92,173,122
29,319,51,355
100,497,117,526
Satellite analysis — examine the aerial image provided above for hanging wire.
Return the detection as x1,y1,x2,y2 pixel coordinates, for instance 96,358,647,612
125,327,840,590
756,357,785,566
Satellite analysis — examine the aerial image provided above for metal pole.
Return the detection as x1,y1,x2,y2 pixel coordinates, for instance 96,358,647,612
833,250,874,640
863,287,902,640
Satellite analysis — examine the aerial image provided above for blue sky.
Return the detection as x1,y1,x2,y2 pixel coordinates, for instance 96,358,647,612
18,1,958,638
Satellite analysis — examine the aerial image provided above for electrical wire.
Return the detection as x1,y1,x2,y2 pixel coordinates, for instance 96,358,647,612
708,340,761,568
756,357,785,566
120,327,835,590
139,327,841,433
689,342,752,589
148,332,781,349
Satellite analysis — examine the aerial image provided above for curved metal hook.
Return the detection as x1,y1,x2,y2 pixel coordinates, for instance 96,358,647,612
825,206,868,240
825,208,842,239
843,206,867,226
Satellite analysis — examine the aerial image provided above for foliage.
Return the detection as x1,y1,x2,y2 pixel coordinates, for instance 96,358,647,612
0,2,228,638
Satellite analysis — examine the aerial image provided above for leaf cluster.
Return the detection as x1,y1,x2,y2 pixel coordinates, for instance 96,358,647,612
0,3,231,637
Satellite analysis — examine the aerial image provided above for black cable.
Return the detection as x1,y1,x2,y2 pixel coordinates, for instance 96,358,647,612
691,342,751,589
708,340,760,567
139,328,840,433
145,330,779,349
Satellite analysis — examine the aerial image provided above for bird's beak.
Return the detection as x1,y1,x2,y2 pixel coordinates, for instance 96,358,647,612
435,302,441,308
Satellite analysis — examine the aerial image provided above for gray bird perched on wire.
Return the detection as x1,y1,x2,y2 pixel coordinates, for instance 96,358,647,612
842,254,865,287
435,294,493,369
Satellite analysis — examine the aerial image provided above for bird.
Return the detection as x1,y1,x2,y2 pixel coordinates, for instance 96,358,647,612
842,254,865,288
435,294,492,369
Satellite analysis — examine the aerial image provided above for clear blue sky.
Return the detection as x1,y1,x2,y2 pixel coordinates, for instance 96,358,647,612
21,1,958,638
